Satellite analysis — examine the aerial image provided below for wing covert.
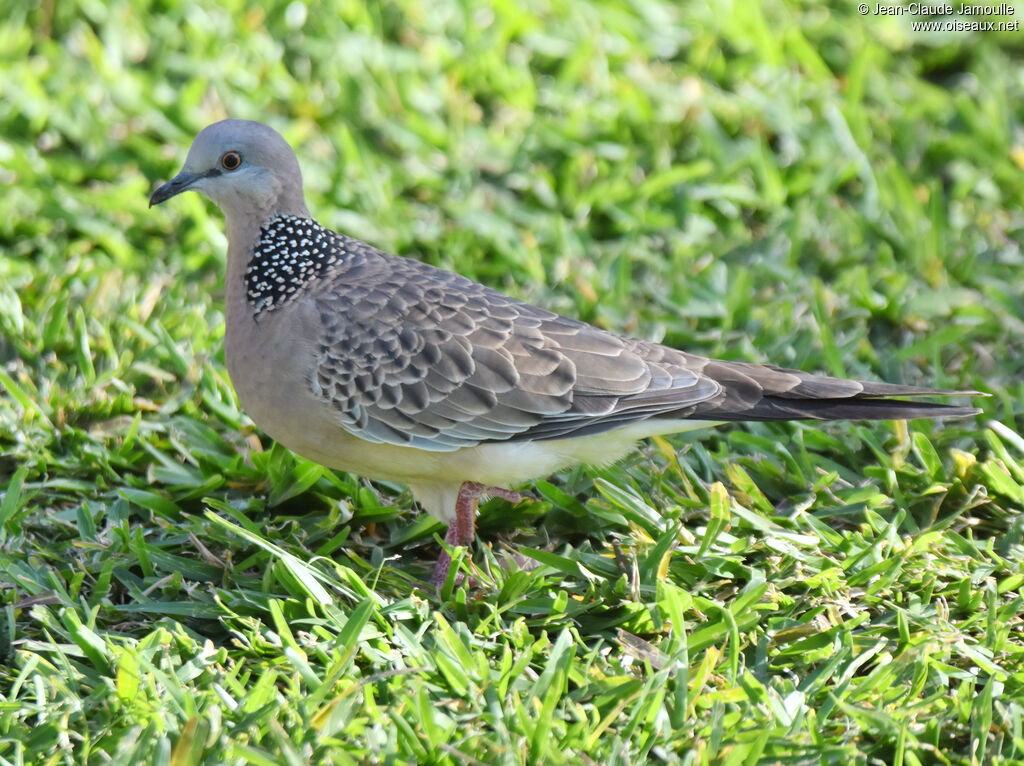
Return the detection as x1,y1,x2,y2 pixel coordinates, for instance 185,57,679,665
306,237,719,451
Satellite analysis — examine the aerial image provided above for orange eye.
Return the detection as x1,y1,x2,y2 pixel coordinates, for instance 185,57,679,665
220,151,242,171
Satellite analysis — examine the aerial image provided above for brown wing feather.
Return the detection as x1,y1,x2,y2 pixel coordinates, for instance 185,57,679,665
309,238,719,451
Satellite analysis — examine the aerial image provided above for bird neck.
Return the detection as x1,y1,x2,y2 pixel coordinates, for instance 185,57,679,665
226,213,361,320
220,195,309,235
224,213,263,326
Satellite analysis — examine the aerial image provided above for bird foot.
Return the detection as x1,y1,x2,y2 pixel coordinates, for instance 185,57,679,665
429,481,526,590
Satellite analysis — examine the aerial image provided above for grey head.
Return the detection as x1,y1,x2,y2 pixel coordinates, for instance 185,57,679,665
149,119,309,224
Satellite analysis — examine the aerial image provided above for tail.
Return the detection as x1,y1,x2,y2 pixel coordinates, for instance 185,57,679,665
682,358,982,422
703,395,981,422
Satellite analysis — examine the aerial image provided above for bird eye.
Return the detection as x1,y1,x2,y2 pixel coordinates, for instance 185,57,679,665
220,151,242,171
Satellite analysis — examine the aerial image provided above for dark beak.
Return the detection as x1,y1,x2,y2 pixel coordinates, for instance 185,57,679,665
149,170,205,207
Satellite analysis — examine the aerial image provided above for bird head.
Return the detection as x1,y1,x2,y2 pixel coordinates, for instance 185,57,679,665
149,119,309,223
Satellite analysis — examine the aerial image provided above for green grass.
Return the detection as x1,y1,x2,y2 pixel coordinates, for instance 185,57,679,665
1,0,1023,763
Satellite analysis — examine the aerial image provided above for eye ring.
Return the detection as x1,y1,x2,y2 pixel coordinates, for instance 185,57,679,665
220,151,242,171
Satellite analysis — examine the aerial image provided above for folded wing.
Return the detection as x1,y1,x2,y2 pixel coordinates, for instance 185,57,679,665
309,238,978,452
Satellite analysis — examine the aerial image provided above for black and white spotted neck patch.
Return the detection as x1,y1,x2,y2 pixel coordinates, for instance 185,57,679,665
246,215,350,316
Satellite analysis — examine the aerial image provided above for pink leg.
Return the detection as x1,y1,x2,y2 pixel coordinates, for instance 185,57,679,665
430,482,525,589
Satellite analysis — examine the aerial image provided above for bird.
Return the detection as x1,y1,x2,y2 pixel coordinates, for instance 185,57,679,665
150,119,980,588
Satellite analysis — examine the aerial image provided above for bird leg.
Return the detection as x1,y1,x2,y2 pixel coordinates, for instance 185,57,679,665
430,481,525,588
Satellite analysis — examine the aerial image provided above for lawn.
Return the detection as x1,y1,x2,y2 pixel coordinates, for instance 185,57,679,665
1,0,1023,763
